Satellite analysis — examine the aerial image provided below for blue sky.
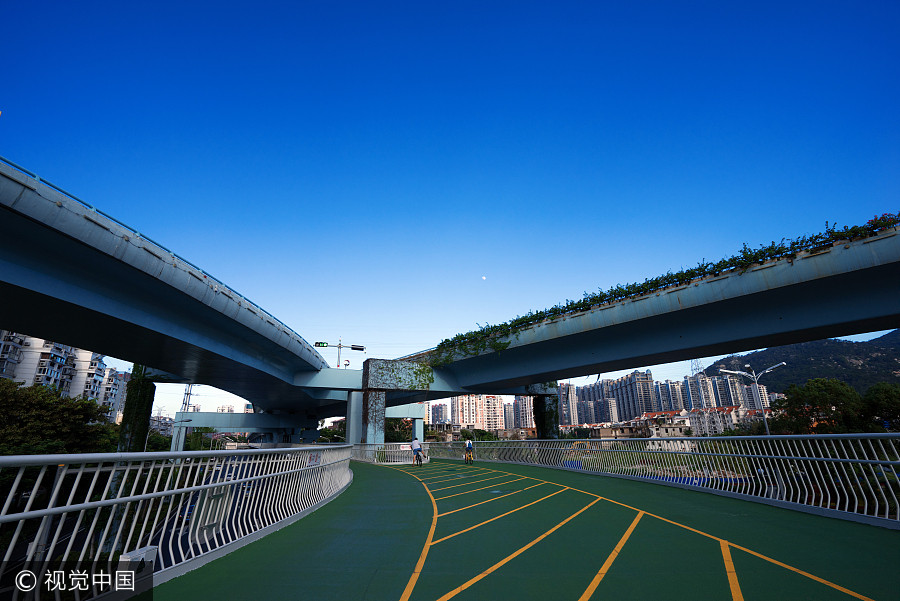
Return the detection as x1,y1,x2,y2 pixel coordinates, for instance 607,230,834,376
2,1,898,414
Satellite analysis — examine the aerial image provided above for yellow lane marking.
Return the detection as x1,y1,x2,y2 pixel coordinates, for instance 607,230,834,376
431,487,571,545
430,475,519,492
437,483,547,517
727,543,875,601
434,497,603,601
433,478,532,501
424,470,501,485
547,483,875,601
578,511,644,601
401,460,875,601
385,466,438,601
720,541,744,601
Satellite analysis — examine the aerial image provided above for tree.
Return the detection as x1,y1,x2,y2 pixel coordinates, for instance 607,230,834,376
0,378,118,455
772,378,863,434
861,382,900,431
470,429,498,441
385,418,412,443
145,430,172,452
185,427,216,451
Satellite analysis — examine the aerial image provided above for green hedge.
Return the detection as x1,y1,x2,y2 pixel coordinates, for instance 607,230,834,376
427,213,899,366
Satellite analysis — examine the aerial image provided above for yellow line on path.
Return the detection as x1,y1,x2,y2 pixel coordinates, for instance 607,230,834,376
578,511,644,601
720,541,744,601
433,478,528,500
434,497,602,601
424,470,499,485
430,475,516,492
431,487,571,545
727,543,875,601
438,483,547,517
561,484,875,601
388,467,439,601
395,462,875,601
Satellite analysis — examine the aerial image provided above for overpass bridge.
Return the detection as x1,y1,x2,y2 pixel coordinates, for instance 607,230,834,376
2,155,900,442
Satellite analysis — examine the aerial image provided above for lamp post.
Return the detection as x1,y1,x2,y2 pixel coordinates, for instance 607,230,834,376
719,362,786,435
314,338,366,369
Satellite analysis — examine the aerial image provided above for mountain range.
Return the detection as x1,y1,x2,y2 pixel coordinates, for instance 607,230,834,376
702,330,900,394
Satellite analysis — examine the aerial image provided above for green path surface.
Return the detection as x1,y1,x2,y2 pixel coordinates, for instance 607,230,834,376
153,460,899,601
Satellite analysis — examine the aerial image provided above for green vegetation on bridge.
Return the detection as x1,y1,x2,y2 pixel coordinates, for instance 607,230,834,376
427,213,900,366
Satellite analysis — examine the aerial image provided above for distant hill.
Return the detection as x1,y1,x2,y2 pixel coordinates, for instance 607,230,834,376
703,330,900,394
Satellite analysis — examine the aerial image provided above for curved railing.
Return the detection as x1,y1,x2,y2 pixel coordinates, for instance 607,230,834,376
0,445,353,593
352,443,430,465
427,434,900,529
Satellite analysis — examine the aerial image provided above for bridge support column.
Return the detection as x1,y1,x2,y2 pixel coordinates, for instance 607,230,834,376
346,391,363,445
532,395,559,439
361,390,385,445
413,418,424,442
527,383,560,440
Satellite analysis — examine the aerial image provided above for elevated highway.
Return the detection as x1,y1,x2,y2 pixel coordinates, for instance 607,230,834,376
2,157,900,425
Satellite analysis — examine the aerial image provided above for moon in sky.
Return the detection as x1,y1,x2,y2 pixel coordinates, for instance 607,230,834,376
482,276,486,280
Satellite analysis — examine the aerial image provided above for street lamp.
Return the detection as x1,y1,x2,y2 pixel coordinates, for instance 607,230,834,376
314,338,366,369
719,362,786,435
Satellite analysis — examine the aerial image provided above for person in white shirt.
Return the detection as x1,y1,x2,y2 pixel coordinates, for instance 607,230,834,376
411,437,423,465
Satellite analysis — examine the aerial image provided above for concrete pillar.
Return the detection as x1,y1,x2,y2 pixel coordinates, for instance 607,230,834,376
347,391,363,445
413,418,424,442
361,390,385,445
532,394,560,439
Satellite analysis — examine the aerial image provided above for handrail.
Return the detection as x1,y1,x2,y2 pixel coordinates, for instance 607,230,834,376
0,445,353,591
426,434,900,528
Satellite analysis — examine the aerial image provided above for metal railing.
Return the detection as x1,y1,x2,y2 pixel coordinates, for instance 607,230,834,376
0,445,352,594
352,443,430,465
427,434,900,528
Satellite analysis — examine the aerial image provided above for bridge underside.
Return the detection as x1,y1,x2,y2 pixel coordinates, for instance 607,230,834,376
3,160,900,419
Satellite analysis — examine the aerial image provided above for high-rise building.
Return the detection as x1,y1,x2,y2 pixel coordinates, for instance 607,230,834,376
712,374,748,408
606,397,619,423
503,402,515,429
605,370,656,421
513,396,534,428
654,380,686,412
683,374,716,410
579,380,612,423
482,395,504,431
450,395,482,429
102,367,128,422
430,403,447,424
71,350,106,400
746,383,769,409
0,331,25,379
558,383,578,425
14,337,78,394
217,405,235,413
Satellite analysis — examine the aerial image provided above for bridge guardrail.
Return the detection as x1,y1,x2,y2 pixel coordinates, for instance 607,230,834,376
426,434,899,529
0,445,352,593
352,443,430,465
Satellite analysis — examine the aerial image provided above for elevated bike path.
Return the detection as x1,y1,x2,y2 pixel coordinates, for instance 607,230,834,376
152,459,899,600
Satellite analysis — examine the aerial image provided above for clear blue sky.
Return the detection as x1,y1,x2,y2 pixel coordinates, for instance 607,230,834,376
2,1,898,414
